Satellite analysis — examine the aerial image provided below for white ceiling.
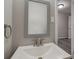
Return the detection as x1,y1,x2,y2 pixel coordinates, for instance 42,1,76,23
58,0,71,15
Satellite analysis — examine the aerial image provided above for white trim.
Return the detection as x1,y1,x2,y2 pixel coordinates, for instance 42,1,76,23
55,0,58,44
71,0,74,58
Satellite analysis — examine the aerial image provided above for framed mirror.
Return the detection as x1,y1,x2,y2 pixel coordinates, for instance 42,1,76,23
24,0,50,38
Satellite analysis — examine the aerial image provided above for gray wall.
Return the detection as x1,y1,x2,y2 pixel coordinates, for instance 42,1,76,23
4,0,13,59
68,16,71,39
12,0,55,51
58,13,68,38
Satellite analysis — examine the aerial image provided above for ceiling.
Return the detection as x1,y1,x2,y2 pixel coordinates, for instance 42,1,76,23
58,0,71,15
43,0,71,16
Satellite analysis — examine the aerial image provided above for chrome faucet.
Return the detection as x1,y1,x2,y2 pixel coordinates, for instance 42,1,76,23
33,38,44,47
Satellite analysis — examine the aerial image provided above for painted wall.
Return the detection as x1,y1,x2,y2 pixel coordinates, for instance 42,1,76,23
4,0,12,59
12,0,55,52
58,13,68,38
68,16,71,39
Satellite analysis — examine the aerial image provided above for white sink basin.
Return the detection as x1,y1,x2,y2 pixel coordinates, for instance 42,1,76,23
24,45,52,57
11,43,70,59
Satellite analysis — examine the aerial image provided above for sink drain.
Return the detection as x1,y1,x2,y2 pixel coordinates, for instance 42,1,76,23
38,57,43,59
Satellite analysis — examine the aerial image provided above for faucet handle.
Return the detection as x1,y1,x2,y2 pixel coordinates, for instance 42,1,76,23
32,39,37,46
40,39,45,46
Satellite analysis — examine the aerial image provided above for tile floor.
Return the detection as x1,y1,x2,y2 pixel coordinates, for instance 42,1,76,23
58,38,71,54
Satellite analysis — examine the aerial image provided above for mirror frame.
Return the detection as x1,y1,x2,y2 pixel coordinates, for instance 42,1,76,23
24,0,50,38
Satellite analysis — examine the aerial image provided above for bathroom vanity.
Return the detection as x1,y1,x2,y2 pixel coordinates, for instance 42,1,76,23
11,43,71,59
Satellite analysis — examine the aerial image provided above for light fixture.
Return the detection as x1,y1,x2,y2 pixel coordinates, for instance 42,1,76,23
57,4,64,8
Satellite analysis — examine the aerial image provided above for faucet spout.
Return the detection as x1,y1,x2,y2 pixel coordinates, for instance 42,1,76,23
33,38,45,47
